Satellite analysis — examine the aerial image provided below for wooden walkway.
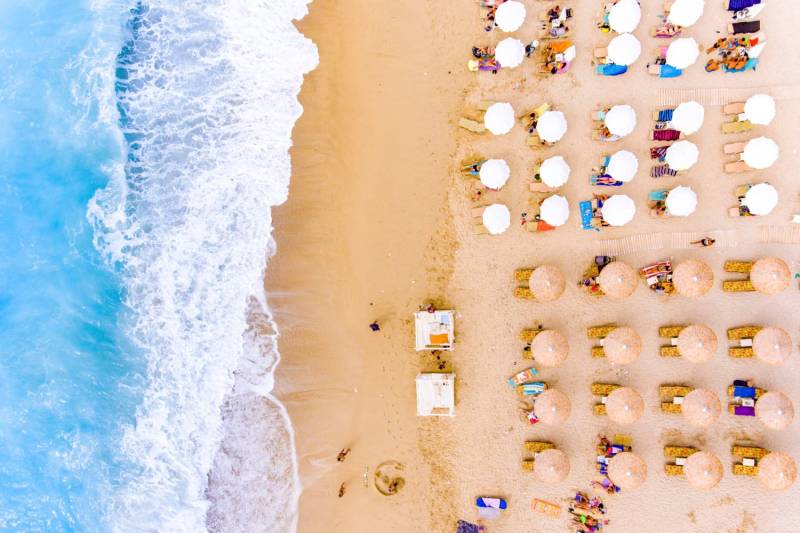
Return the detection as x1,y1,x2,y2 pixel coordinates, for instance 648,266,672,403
656,84,800,107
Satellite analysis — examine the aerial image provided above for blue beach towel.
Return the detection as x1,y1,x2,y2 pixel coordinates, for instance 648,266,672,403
596,63,628,76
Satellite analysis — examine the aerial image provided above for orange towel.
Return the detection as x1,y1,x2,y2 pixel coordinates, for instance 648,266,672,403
430,333,450,345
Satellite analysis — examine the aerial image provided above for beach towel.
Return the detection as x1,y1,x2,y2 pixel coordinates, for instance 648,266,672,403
733,386,757,398
653,129,681,141
596,64,628,76
658,64,682,78
590,175,624,186
727,0,760,11
580,201,596,230
650,146,669,160
651,165,678,178
731,20,760,34
456,520,484,533
656,109,674,122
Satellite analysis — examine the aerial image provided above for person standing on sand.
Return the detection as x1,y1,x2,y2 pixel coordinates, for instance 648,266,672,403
337,448,351,462
338,483,346,498
690,237,715,247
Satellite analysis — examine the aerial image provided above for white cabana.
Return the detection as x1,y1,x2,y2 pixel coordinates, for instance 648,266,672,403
671,101,704,135
743,183,779,216
482,203,511,234
742,136,779,169
414,310,455,351
602,194,636,227
666,186,697,217
607,33,641,66
667,0,705,27
495,37,525,68
665,140,699,171
608,0,641,33
744,94,776,125
539,156,571,187
605,105,636,137
607,150,638,182
540,194,570,227
484,102,515,135
416,373,455,417
495,0,526,32
666,37,699,69
536,110,568,143
479,159,510,189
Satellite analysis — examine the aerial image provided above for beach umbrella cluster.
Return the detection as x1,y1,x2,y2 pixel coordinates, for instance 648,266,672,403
607,33,641,66
607,150,638,182
539,156,571,187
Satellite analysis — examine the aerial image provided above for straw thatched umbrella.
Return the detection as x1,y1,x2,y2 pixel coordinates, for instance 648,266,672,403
757,452,797,491
604,105,636,138
666,37,699,69
495,0,526,32
536,110,568,143
667,0,705,27
666,186,697,217
534,389,572,425
482,203,511,235
750,257,790,295
479,159,510,190
608,452,647,489
608,0,641,33
664,140,699,171
607,149,638,182
531,329,569,367
677,325,717,363
673,259,713,298
606,387,644,425
534,448,570,483
529,265,566,302
743,183,778,216
671,101,705,135
607,33,641,66
753,327,792,365
495,37,525,68
682,389,721,428
484,102,515,135
601,194,636,227
684,451,722,490
744,94,776,125
598,261,638,298
742,136,779,170
539,155,571,188
604,327,642,365
756,391,795,430
540,195,570,227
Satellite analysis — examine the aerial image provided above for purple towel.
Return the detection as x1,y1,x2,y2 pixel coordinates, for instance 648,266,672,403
734,405,756,416
650,146,668,160
731,20,760,34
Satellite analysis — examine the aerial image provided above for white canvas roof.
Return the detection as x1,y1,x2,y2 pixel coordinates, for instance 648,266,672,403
414,310,455,351
416,373,455,417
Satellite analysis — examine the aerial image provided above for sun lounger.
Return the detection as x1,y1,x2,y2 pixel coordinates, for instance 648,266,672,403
592,383,621,395
588,325,617,339
591,346,605,358
724,260,753,274
665,445,697,458
517,382,548,396
525,441,556,453
665,464,684,475
722,120,754,134
727,326,761,339
722,279,755,292
515,269,534,282
724,160,752,173
509,367,539,387
659,326,684,338
724,141,747,155
594,404,608,416
659,346,679,357
648,63,682,78
733,445,769,459
660,385,693,397
723,102,746,115
733,464,758,475
729,346,755,357
459,118,486,133
531,498,562,518
520,328,543,342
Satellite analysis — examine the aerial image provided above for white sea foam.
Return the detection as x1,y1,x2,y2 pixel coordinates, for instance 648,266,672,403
87,0,318,531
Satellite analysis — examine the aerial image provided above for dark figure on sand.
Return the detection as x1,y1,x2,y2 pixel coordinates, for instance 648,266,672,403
691,237,716,247
337,448,351,462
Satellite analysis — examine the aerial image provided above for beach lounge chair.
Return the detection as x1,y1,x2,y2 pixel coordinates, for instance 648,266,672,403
724,260,753,274
517,382,548,396
660,385,693,413
659,325,684,357
522,441,557,471
531,498,562,518
727,326,761,357
728,379,763,416
592,383,620,415
515,268,534,282
587,325,616,358
732,444,768,476
727,383,765,400
520,328,544,343
722,120,754,134
722,279,755,292
648,63,682,78
514,287,534,299
664,446,698,475
458,118,486,133
727,325,761,339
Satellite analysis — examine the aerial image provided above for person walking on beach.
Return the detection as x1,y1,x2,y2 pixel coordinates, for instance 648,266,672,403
338,482,346,498
369,321,380,332
337,448,351,462
691,237,716,247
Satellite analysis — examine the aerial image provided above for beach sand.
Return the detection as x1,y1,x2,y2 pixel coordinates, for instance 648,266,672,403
269,1,800,531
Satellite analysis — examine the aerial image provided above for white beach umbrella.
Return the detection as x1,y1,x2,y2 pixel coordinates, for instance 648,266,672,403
539,156,571,188
479,159,510,189
495,0,526,32
744,94,776,125
495,37,525,68
482,203,511,235
540,195,570,227
664,140,699,171
607,33,642,66
484,102,515,135
536,110,568,143
604,105,636,137
608,0,642,33
666,38,700,69
671,101,705,135
667,0,705,27
666,186,697,217
607,150,638,182
562,45,577,63
601,194,636,227
742,136,779,169
743,183,778,216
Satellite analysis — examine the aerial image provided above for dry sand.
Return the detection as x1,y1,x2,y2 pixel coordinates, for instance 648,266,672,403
269,1,800,532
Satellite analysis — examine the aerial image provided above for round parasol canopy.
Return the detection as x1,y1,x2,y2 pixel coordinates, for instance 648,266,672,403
529,265,566,302
482,203,511,235
604,327,642,365
536,110,568,143
601,194,636,227
673,259,713,298
479,159,510,189
751,257,790,295
562,44,577,63
534,448,570,483
664,140,699,171
744,94,776,125
677,325,717,363
534,389,572,426
684,451,722,490
607,33,642,66
607,150,638,182
540,194,570,227
666,185,698,217
604,104,636,137
606,387,644,425
756,391,795,431
608,0,642,33
531,329,569,367
682,389,721,428
484,102,515,135
495,37,525,68
743,183,778,216
667,0,705,27
598,261,637,298
757,452,797,491
608,452,647,489
742,136,779,170
671,101,705,135
495,0,526,32
666,37,700,69
753,327,792,365
539,156,571,188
